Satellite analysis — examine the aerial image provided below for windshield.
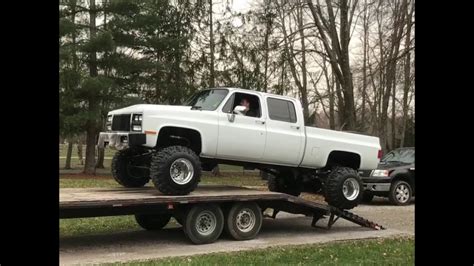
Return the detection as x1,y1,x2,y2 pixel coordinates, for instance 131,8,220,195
185,89,229,111
381,148,415,164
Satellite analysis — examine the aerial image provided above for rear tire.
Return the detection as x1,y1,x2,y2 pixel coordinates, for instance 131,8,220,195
324,167,363,209
150,146,201,195
267,172,301,196
135,213,171,230
111,149,150,187
224,202,262,241
183,204,224,244
389,180,412,205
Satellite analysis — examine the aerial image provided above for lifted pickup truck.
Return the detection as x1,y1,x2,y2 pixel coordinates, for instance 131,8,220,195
98,87,381,209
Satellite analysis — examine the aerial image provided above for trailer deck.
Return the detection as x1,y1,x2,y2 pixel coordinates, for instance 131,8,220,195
60,185,385,244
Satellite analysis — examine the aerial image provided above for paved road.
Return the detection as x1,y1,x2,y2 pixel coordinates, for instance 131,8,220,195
60,197,414,265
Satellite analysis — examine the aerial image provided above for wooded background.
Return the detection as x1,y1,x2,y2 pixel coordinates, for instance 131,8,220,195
59,0,415,174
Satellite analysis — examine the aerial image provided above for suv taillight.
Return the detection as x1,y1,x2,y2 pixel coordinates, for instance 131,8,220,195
378,149,383,159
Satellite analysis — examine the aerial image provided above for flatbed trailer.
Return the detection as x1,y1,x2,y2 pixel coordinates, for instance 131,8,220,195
60,185,384,244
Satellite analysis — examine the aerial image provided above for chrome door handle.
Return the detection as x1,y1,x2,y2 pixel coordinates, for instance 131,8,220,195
290,125,300,130
255,120,265,125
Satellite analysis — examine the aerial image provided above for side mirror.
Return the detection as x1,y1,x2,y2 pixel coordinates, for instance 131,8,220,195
227,105,247,122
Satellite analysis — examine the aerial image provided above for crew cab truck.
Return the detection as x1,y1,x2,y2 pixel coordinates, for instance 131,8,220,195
98,87,382,209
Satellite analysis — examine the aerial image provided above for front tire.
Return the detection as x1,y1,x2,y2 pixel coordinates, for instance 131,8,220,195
150,146,201,195
389,180,412,205
324,167,363,209
111,149,150,187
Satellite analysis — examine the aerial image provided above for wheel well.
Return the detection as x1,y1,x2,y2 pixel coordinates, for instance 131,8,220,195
326,151,361,170
392,174,415,194
156,127,202,155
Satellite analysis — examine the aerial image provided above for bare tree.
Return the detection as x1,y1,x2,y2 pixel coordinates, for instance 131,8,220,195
400,0,414,147
306,0,359,130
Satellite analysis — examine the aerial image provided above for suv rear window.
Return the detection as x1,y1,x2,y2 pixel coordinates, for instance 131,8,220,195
267,98,297,123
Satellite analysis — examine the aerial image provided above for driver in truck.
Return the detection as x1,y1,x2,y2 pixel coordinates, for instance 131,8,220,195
236,98,256,117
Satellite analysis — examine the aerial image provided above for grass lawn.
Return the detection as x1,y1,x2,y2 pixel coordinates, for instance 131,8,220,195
100,237,413,265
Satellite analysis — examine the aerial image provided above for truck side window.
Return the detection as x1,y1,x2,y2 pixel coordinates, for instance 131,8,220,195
222,92,261,118
267,98,297,123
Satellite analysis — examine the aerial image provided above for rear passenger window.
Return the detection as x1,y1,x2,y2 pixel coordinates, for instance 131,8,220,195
267,98,297,123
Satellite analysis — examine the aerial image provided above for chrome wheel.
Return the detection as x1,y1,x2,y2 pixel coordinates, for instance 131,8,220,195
236,208,256,233
395,184,410,203
342,177,360,201
195,210,217,236
169,158,194,185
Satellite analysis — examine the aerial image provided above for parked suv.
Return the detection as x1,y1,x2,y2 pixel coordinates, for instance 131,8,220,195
361,147,415,205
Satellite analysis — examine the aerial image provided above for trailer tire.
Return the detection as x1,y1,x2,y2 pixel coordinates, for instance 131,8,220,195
225,202,262,240
325,167,363,210
112,149,150,187
135,213,171,230
150,146,201,195
183,204,224,244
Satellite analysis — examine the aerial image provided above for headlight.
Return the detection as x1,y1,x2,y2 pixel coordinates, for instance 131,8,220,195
106,125,112,131
132,114,142,121
132,125,142,131
371,169,389,177
131,113,143,131
107,115,113,123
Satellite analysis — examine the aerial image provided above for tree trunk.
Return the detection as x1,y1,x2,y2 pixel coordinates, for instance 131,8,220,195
77,139,84,165
209,0,215,87
361,0,368,131
96,146,105,168
263,6,271,93
64,141,73,169
391,76,397,150
84,0,98,175
400,0,413,147
296,2,309,123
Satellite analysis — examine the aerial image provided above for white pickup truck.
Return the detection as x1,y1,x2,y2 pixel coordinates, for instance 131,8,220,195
98,87,381,209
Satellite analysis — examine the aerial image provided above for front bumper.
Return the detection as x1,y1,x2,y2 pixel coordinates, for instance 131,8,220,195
97,132,146,150
362,177,391,192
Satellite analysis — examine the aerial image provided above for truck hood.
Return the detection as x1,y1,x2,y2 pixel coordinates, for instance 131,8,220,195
109,104,191,115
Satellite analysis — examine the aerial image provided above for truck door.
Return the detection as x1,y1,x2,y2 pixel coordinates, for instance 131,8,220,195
262,97,305,166
216,92,267,161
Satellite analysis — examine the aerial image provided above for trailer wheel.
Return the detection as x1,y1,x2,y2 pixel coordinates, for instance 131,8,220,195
324,167,363,210
225,202,262,240
112,149,150,187
183,204,224,244
135,213,171,230
150,146,201,195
